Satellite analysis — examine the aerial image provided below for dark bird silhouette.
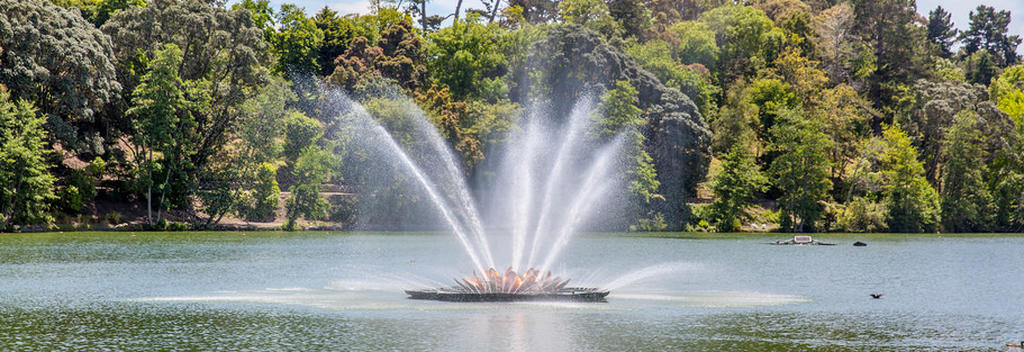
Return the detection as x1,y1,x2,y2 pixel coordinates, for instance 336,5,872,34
869,293,883,299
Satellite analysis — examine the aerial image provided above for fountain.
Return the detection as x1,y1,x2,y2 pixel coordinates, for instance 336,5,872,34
334,88,623,302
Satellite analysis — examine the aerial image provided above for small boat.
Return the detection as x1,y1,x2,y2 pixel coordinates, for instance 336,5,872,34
405,287,610,302
771,235,835,246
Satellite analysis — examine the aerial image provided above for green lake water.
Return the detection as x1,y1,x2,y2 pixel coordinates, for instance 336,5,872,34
1,231,1022,351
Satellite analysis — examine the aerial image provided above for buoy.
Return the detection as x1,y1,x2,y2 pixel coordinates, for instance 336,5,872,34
853,241,867,247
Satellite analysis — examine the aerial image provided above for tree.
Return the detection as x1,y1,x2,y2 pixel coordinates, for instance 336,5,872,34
0,91,56,230
926,6,958,58
878,124,940,233
51,0,144,27
812,3,864,86
964,49,1000,85
699,5,775,83
125,43,202,225
667,21,719,70
817,85,871,183
557,0,620,38
0,0,120,152
272,4,324,78
608,0,651,38
768,108,832,232
285,146,336,230
709,142,767,232
425,14,510,101
960,5,1022,67
940,110,994,232
625,40,717,118
850,0,927,113
314,7,358,76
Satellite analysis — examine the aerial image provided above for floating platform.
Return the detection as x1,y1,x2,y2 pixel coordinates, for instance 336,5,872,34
405,287,610,302
771,235,835,246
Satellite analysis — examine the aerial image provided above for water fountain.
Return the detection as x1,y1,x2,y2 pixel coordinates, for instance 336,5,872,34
334,89,624,302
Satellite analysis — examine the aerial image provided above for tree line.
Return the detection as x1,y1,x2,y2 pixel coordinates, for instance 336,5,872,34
0,0,1022,233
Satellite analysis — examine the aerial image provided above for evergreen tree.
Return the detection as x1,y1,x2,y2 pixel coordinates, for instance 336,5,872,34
926,6,958,58
960,5,1022,67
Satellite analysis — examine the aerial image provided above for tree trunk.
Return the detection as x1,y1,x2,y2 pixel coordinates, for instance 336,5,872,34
488,0,501,23
147,149,153,225
421,0,427,33
156,158,173,223
453,0,463,23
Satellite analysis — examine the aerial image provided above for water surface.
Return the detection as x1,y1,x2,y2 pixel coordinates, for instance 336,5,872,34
1,232,1022,351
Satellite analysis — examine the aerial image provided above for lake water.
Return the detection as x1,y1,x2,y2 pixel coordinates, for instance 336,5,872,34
0,232,1022,351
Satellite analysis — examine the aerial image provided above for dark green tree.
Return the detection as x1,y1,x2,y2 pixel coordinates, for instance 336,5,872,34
314,7,358,76
850,0,927,114
0,0,120,152
0,91,56,230
926,6,958,58
285,146,336,230
425,14,510,101
959,5,1022,67
964,49,1000,85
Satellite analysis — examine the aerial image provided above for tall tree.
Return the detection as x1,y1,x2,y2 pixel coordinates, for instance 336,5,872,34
768,108,832,232
314,7,357,76
850,0,927,114
125,43,204,224
709,142,767,232
940,110,994,232
960,5,1022,67
103,0,270,202
926,6,958,58
272,4,325,78
0,91,56,230
878,124,941,233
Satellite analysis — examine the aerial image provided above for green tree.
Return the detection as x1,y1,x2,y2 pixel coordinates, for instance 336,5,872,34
709,143,767,232
0,91,56,230
768,108,832,232
425,14,510,101
285,146,336,230
51,0,144,27
591,80,661,227
926,6,958,58
965,49,1000,85
272,4,324,78
959,5,1022,67
699,5,775,83
125,43,197,225
667,21,719,70
625,40,717,118
314,6,358,76
940,110,994,232
0,0,120,152
850,0,927,114
878,124,940,233
557,0,621,38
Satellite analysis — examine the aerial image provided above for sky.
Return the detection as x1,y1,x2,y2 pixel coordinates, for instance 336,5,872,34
257,0,1024,54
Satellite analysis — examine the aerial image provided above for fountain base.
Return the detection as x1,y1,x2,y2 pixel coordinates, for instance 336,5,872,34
405,287,609,302
404,267,608,302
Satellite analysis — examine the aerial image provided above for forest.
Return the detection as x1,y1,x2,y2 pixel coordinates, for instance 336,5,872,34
1,0,1023,233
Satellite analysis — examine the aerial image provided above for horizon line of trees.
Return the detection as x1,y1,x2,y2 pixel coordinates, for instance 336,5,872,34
2,0,1024,233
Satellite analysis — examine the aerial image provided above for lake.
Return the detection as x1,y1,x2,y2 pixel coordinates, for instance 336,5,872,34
0,231,1022,351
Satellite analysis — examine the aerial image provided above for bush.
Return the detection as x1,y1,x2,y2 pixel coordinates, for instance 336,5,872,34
239,163,281,222
834,197,888,233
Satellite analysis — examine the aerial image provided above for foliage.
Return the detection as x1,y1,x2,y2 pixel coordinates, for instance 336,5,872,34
699,5,775,83
625,40,717,118
557,0,621,38
768,108,832,232
709,143,767,232
940,110,994,232
0,0,121,152
271,4,324,77
926,6,958,58
959,5,1022,67
878,124,941,233
239,163,281,222
285,146,336,230
833,196,887,232
425,15,510,101
667,21,719,70
0,91,56,230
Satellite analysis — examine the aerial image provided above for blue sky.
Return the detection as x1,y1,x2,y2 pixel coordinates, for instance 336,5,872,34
255,0,1024,53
